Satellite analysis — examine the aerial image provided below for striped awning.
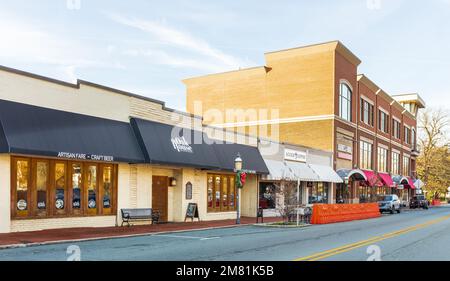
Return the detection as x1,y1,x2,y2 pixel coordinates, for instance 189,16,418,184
309,164,343,184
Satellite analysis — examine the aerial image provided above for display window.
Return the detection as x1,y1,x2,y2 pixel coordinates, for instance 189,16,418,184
11,156,118,219
308,182,329,204
207,174,237,212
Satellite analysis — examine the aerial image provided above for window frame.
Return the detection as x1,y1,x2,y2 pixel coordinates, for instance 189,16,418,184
393,119,401,139
359,140,373,170
360,98,374,126
377,146,388,173
379,110,389,133
392,152,400,175
339,83,352,122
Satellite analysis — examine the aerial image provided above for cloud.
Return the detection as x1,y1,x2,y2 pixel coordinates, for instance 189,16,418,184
123,48,229,72
106,12,250,71
0,14,123,82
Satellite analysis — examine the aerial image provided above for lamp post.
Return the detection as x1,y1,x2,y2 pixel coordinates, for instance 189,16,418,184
235,153,243,225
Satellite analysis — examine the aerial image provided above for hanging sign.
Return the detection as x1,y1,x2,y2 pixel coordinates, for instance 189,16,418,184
185,182,193,200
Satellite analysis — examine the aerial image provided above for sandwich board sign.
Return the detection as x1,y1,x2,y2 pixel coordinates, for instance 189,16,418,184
185,203,199,222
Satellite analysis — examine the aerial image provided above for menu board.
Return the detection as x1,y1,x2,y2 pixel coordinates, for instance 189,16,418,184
185,203,199,222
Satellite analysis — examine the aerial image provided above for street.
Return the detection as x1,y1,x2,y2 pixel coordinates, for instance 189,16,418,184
2,206,450,261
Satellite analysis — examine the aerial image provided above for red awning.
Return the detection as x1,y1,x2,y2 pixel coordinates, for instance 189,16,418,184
362,170,383,187
378,173,394,187
407,177,416,189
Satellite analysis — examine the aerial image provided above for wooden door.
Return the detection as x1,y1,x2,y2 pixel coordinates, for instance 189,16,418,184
152,176,168,222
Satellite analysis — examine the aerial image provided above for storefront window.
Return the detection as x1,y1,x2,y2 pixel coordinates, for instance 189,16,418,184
207,174,236,212
72,164,82,212
11,157,118,219
103,166,112,211
16,160,30,215
259,183,276,209
222,177,228,209
214,176,221,209
87,165,97,214
36,161,49,214
308,182,328,204
55,163,66,213
207,176,213,210
229,180,235,208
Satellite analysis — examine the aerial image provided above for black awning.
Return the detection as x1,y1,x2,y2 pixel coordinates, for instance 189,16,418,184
212,143,269,174
0,99,145,163
130,118,222,169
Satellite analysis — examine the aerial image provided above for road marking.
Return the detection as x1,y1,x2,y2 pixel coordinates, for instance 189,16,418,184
294,213,450,261
153,234,220,240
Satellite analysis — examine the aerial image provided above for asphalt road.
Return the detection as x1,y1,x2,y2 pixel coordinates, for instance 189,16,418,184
2,206,450,261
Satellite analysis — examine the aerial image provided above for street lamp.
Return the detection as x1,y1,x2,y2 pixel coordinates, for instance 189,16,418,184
235,153,243,224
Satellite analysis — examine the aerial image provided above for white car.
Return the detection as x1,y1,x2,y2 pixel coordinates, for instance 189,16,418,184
378,194,402,214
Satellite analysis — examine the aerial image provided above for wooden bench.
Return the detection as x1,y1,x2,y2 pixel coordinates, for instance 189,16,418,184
121,208,160,227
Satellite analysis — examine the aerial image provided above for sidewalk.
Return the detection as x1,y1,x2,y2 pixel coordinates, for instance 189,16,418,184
0,217,282,249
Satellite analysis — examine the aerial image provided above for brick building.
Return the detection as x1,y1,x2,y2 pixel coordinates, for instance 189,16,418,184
183,41,425,205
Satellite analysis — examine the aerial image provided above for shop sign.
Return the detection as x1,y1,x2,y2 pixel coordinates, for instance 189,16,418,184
397,184,404,190
337,152,352,161
171,136,193,153
17,199,27,211
284,149,306,163
185,182,193,200
57,152,114,162
338,144,352,154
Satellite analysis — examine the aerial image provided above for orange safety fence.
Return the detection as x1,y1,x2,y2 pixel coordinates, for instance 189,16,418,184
431,199,441,206
311,203,381,225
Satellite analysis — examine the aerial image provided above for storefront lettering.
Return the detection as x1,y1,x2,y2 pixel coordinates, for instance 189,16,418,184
338,144,353,154
284,149,307,162
171,136,193,153
57,152,114,162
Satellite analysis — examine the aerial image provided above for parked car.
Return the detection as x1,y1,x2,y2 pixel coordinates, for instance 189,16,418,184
409,195,429,209
378,194,401,214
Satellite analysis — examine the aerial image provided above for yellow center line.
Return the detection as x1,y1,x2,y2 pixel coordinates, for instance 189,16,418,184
294,214,450,261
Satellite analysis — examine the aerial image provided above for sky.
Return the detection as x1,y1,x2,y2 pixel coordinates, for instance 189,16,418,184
0,0,449,111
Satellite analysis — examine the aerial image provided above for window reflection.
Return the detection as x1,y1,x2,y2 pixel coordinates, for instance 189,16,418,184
87,165,97,209
103,166,112,209
72,164,82,209
55,163,65,210
16,160,29,212
36,162,48,211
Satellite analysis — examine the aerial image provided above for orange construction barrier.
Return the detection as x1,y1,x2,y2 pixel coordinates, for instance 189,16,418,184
311,203,380,225
432,199,441,206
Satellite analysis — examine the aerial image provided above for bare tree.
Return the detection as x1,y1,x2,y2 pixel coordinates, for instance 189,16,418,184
273,179,299,223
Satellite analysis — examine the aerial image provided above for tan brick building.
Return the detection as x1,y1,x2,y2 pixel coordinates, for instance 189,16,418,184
183,41,425,204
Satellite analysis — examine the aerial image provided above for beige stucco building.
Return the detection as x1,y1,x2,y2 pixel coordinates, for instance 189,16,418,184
0,66,268,233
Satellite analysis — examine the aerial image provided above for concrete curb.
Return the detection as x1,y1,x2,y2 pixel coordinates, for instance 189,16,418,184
0,222,277,250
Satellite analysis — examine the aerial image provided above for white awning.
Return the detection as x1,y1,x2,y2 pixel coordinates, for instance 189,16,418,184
309,164,343,184
284,161,321,182
263,159,296,180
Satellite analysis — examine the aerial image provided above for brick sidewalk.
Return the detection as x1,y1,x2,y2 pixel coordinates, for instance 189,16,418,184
0,217,282,248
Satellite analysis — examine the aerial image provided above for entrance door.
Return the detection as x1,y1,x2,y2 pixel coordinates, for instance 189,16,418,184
152,176,168,222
